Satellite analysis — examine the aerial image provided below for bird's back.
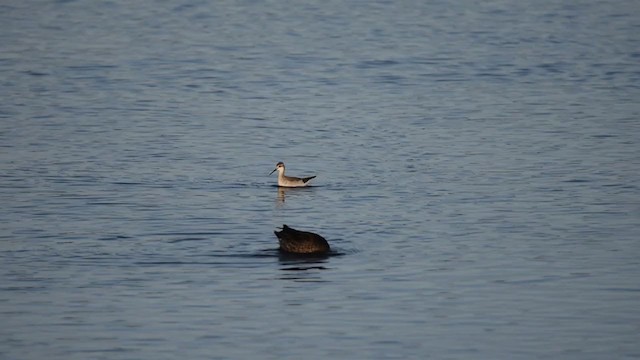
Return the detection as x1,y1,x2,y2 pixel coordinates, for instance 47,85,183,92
274,225,330,254
278,174,316,187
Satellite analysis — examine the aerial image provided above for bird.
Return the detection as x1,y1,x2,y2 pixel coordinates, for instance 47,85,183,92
274,224,331,254
269,162,316,187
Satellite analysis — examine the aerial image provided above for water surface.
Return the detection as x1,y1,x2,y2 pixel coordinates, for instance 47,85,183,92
1,1,639,359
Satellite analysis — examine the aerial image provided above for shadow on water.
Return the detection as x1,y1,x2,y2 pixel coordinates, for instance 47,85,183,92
259,248,345,261
195,249,347,281
258,248,346,278
207,248,345,259
278,253,330,271
271,249,346,282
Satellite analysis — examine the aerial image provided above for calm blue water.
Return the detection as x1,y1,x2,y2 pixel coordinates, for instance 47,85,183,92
2,1,640,359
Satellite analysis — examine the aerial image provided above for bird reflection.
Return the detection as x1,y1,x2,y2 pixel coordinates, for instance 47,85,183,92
275,186,314,205
276,187,287,204
278,255,329,281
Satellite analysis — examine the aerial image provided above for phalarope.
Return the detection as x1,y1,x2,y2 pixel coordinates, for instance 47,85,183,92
274,224,330,254
269,162,316,187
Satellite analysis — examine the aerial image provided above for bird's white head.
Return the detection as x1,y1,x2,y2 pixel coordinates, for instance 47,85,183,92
269,162,285,175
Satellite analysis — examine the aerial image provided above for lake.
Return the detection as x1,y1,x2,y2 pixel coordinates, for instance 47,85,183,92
1,0,639,359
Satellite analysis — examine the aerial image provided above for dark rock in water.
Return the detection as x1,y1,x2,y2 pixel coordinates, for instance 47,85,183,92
274,224,331,254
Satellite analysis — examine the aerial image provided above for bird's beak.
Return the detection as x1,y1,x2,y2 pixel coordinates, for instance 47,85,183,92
269,168,277,175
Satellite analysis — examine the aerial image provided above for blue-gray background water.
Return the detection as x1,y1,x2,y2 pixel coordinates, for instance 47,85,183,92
1,1,639,359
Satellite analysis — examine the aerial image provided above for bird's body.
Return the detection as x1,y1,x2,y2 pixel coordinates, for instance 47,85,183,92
269,162,316,187
274,224,330,254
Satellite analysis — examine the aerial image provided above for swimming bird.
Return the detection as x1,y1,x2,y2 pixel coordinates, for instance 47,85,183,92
269,162,316,187
274,224,330,254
